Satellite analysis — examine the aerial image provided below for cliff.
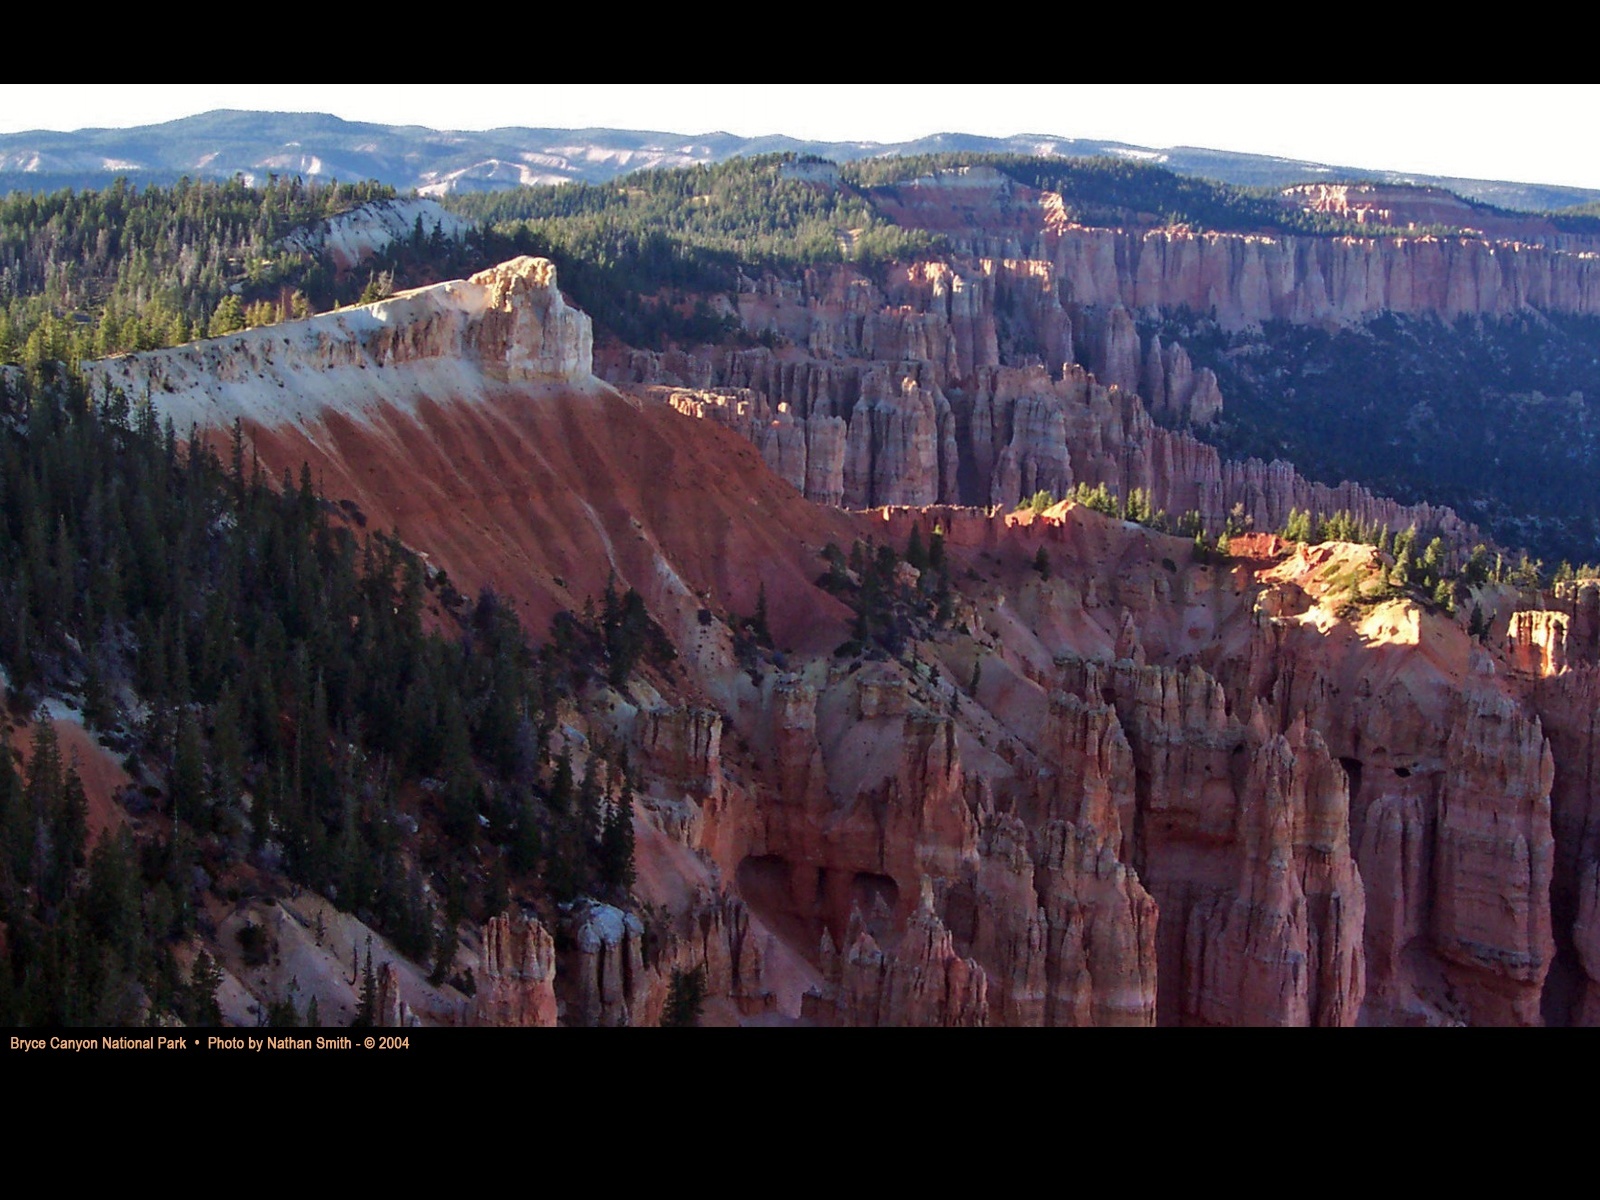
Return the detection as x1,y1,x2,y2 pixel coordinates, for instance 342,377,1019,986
1050,225,1600,329
84,256,598,437
606,244,1480,549
632,353,1471,546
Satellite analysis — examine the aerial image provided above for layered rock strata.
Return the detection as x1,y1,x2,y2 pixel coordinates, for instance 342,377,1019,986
612,257,1476,547
1051,226,1600,328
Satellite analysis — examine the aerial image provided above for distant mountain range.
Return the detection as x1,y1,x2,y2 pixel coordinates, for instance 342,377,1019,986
2,110,1596,213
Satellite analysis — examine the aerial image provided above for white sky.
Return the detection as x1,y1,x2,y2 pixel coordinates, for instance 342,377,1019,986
2,84,1597,191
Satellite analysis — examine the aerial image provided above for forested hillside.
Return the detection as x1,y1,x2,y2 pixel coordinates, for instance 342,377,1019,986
0,368,646,1025
0,177,405,366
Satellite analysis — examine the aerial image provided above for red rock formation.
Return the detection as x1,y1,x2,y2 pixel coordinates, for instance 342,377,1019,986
1179,716,1366,1028
942,693,1159,1028
1282,184,1585,246
1088,304,1143,398
1052,226,1600,328
619,283,1475,549
470,911,558,1028
1430,689,1555,1026
1529,669,1600,1026
632,892,775,1026
638,707,724,800
1142,336,1223,429
807,880,989,1028
1549,582,1600,668
560,903,648,1029
1508,612,1570,678
376,963,419,1029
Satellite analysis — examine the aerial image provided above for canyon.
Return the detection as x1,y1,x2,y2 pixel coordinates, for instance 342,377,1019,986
83,249,1600,1028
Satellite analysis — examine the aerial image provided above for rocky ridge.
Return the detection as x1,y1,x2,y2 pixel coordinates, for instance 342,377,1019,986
85,255,597,438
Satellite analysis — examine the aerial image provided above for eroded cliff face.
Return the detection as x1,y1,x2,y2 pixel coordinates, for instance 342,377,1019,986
470,911,559,1028
875,168,1600,327
606,257,1477,550
1052,226,1600,328
1528,667,1600,1025
130,257,1583,1027
598,168,1600,571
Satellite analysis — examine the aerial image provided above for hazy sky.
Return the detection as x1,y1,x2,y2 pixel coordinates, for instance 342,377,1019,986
2,84,1597,190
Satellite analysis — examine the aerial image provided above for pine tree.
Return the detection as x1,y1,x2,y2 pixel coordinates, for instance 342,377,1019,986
187,946,226,1027
600,783,637,896
661,968,707,1028
431,879,462,987
1469,606,1491,642
547,753,574,816
207,295,245,339
354,937,377,1028
905,526,928,572
171,709,208,826
753,584,772,648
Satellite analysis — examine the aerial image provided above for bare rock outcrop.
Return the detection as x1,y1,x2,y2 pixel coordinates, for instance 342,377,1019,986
1549,582,1600,668
807,881,989,1028
1180,716,1366,1028
560,902,649,1029
470,911,559,1028
944,693,1158,1028
1053,226,1600,329
468,257,595,383
1528,669,1600,1025
1508,612,1570,678
634,892,775,1026
376,963,420,1029
1142,335,1223,428
638,707,725,800
1429,689,1555,1026
618,253,1480,555
84,256,596,436
278,197,473,271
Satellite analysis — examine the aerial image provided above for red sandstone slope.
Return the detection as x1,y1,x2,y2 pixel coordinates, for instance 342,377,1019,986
245,383,859,657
